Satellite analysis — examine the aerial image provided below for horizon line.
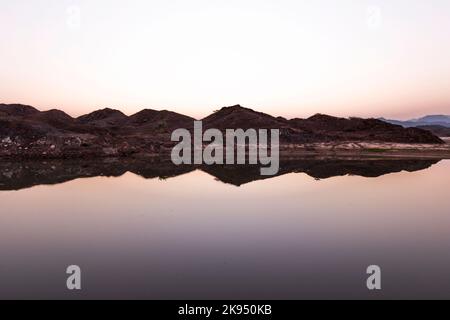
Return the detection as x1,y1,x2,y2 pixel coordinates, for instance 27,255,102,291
2,102,449,122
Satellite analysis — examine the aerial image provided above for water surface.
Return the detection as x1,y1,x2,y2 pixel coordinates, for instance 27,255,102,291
0,158,450,299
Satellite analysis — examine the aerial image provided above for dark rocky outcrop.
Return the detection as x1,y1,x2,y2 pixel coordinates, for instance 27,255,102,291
127,109,195,134
203,106,444,144
203,105,288,130
0,103,444,159
416,125,450,137
77,108,128,127
290,113,444,144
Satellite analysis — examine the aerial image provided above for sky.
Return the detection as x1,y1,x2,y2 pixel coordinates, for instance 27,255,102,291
1,0,450,119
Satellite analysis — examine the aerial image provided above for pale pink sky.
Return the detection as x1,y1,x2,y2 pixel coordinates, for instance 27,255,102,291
1,0,450,119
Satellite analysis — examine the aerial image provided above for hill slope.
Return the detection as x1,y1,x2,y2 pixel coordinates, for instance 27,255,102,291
381,115,450,129
0,103,445,159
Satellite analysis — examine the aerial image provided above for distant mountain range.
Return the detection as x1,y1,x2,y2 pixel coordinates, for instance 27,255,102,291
0,103,444,159
380,115,450,137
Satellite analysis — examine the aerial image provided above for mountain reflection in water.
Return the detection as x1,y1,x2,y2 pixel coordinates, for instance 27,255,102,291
0,157,441,190
1,158,450,299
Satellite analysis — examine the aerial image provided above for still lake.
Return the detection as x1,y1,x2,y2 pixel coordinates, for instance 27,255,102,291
0,158,450,299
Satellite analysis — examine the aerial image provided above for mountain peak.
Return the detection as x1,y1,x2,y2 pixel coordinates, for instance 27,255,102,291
228,104,245,109
203,105,286,129
129,108,194,122
77,108,128,126
78,108,126,120
308,113,336,120
415,115,450,122
381,114,450,132
0,103,40,116
214,104,251,113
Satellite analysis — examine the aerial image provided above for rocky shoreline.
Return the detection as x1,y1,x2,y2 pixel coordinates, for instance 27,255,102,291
1,103,446,160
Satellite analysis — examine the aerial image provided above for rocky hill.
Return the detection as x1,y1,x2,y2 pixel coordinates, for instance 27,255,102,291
0,103,444,159
416,125,450,137
205,106,443,144
291,113,443,144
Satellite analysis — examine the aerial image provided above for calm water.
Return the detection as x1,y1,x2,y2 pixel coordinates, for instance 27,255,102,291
1,158,450,299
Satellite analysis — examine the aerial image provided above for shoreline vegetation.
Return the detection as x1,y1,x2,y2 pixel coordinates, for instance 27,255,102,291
1,103,449,160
